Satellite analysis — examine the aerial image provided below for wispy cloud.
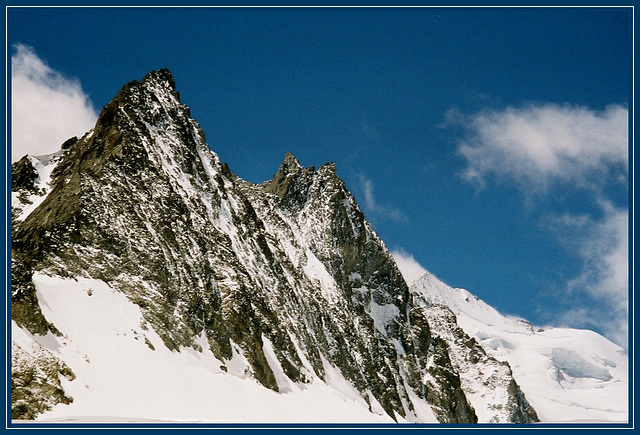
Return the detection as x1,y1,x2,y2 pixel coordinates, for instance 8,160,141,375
391,248,427,287
360,121,378,139
550,203,628,347
454,104,628,192
358,174,407,222
11,44,97,162
452,102,629,348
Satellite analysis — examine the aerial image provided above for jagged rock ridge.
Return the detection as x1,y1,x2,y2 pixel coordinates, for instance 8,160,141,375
11,69,535,423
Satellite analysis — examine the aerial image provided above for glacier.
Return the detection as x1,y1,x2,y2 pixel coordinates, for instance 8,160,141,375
410,271,628,423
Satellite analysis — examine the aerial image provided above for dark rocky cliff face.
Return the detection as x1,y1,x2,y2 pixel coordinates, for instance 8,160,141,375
11,69,481,422
11,338,75,420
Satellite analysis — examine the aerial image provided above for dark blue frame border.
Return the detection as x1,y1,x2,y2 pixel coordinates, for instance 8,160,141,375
2,3,635,432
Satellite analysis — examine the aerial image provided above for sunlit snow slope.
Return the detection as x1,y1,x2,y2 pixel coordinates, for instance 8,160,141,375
13,69,626,425
13,273,409,423
411,272,628,423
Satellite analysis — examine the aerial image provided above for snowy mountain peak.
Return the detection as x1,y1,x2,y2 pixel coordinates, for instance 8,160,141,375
11,70,477,423
141,68,177,91
114,68,178,109
280,152,303,172
318,161,337,175
10,70,626,424
264,152,308,199
411,271,628,423
412,271,529,333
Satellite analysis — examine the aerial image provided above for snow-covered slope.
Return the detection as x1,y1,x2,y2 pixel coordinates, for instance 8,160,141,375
13,68,624,425
11,69,473,424
411,272,629,423
13,273,403,423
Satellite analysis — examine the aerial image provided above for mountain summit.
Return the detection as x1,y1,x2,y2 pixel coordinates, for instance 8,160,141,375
12,69,476,422
11,69,610,424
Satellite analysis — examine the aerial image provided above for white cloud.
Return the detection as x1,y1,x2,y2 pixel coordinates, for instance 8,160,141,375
391,248,427,287
453,102,629,348
456,104,628,191
551,203,629,349
358,175,407,222
567,204,628,305
11,44,97,162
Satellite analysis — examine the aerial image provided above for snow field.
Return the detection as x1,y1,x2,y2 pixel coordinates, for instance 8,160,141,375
17,273,398,423
412,272,628,423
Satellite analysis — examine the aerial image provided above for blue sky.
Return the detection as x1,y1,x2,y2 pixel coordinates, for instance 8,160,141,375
8,6,632,349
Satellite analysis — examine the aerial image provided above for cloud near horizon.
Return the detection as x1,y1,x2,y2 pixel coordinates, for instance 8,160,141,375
11,44,98,162
552,204,628,347
391,248,428,287
358,174,408,222
453,102,629,349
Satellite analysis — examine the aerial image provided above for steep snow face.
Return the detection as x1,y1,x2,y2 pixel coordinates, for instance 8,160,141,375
13,273,401,423
411,272,628,423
